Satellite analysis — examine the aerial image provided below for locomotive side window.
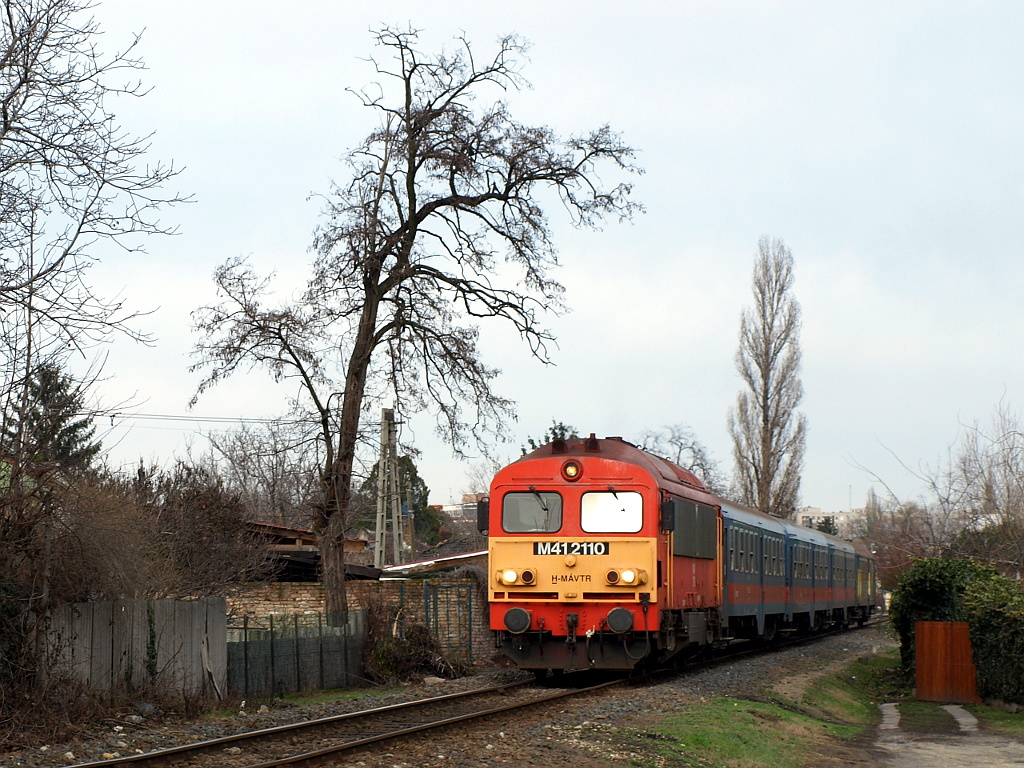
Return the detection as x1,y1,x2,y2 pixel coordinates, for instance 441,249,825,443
502,491,562,533
581,491,642,533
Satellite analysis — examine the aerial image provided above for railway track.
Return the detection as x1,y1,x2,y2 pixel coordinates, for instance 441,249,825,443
66,676,624,768
63,622,880,768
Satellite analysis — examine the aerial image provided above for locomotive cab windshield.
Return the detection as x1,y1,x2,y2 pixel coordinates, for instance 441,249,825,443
581,490,643,532
502,490,562,532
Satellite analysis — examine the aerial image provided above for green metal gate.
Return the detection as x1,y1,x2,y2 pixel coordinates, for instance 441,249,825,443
424,582,474,665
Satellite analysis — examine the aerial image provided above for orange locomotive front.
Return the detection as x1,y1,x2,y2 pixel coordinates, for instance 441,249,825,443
482,435,722,671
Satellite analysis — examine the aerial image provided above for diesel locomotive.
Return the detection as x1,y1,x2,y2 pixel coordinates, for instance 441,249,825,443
479,434,877,671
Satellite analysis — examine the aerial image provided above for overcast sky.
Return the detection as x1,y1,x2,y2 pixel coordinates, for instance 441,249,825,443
83,1,1024,512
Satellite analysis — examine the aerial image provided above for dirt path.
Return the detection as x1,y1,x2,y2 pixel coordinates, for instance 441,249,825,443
875,703,1024,768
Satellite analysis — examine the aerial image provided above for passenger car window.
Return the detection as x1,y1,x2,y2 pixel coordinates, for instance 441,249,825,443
580,491,642,533
501,491,562,533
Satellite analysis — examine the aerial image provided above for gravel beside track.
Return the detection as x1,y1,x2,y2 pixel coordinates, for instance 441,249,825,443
1,625,894,768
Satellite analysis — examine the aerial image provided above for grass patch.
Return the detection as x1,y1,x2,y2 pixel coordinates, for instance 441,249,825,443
967,705,1024,737
649,697,860,768
628,649,902,768
895,700,958,733
277,686,396,707
201,685,399,719
800,653,900,727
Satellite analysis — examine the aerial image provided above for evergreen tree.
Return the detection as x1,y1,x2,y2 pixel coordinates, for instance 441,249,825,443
5,363,100,469
815,516,839,536
522,421,580,454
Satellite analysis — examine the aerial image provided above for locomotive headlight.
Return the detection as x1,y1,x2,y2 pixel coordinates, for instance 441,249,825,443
609,568,648,586
561,460,583,481
498,569,518,585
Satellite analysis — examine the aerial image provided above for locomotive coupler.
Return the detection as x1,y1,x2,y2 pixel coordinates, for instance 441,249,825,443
565,612,579,647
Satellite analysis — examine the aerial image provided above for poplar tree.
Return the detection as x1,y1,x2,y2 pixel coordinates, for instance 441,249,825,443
728,237,807,517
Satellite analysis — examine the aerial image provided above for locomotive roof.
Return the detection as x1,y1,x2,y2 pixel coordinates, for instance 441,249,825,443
511,435,866,553
514,434,708,493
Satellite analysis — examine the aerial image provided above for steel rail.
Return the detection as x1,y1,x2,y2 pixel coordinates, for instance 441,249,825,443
64,678,536,768
240,677,625,768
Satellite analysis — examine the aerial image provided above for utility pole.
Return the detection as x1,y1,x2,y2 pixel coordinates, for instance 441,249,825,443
406,482,416,560
374,408,405,567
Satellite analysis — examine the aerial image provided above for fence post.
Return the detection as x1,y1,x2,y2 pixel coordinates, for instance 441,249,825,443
467,584,473,664
343,610,350,687
318,613,324,690
294,614,300,693
269,615,276,698
243,616,249,701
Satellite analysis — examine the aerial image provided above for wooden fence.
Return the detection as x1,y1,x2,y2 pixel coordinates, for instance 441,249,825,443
46,598,227,700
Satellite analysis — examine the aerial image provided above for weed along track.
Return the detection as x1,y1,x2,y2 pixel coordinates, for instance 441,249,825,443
64,678,625,768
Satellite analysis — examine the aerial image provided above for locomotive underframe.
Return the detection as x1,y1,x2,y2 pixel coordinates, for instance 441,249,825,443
497,598,876,672
498,607,716,671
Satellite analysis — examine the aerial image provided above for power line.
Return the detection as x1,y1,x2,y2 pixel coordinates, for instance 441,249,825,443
102,411,305,426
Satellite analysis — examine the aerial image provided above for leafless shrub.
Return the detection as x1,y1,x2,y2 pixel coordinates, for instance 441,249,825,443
361,591,465,683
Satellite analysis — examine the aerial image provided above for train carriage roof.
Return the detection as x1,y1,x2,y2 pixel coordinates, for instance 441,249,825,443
720,500,788,536
720,500,856,553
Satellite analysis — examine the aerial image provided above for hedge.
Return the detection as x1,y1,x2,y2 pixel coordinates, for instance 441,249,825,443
889,557,1024,703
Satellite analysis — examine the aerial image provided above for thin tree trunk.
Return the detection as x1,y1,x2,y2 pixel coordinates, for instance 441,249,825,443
320,288,380,616
320,512,349,618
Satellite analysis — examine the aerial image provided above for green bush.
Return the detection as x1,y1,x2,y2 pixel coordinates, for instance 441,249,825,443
964,577,1024,703
890,557,1024,703
888,558,998,667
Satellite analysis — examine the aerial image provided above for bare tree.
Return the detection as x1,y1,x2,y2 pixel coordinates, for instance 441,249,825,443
639,424,726,494
0,0,183,358
463,458,501,496
191,27,641,614
922,403,1024,575
0,1,182,714
207,421,322,528
132,462,275,596
857,491,960,590
728,237,807,517
851,403,1024,584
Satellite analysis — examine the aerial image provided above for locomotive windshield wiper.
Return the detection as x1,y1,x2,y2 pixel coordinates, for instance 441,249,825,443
529,486,549,512
608,485,626,512
529,486,551,529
